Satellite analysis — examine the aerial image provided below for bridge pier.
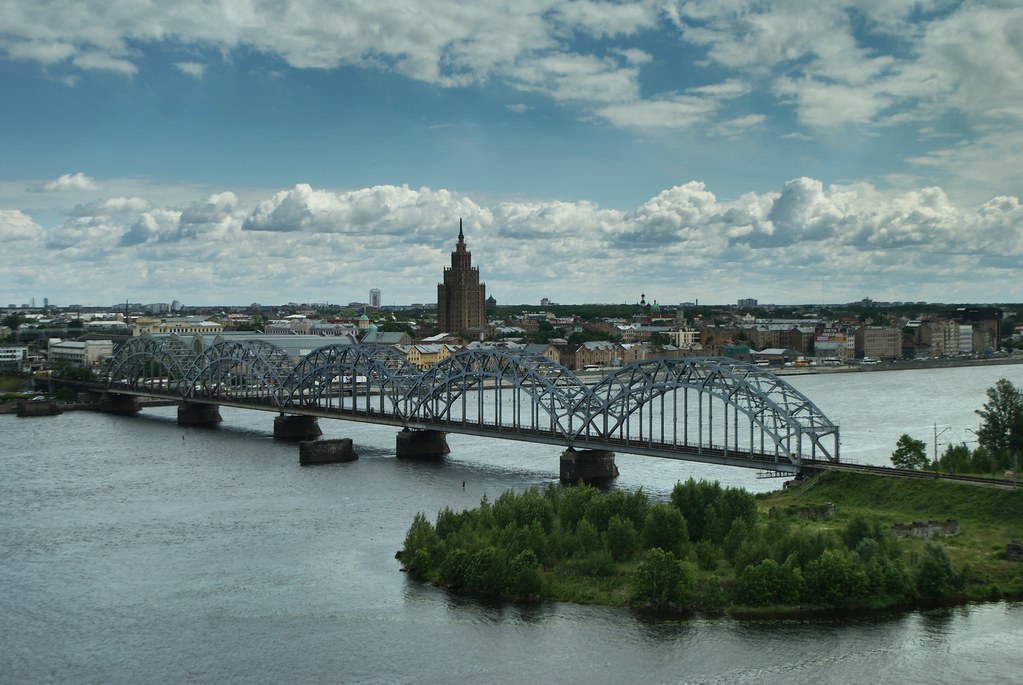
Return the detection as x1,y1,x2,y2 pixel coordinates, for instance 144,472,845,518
177,401,223,427
99,392,142,414
274,413,322,441
560,448,619,485
300,438,358,465
396,428,450,459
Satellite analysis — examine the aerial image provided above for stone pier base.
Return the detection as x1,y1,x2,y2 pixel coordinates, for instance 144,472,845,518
396,428,450,459
99,393,142,414
300,438,357,465
560,448,619,485
274,414,322,441
16,400,62,417
177,402,223,427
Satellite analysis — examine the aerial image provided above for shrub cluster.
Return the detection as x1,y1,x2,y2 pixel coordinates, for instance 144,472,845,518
400,479,964,610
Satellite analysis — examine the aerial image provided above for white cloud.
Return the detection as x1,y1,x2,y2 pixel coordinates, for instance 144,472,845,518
710,113,766,137
550,1,661,38
595,94,719,128
0,210,44,242
5,178,1020,306
175,61,206,77
507,52,641,103
69,197,152,217
241,184,487,241
71,51,138,75
30,172,99,193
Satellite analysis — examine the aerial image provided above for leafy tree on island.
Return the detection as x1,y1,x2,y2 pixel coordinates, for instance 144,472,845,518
890,433,929,470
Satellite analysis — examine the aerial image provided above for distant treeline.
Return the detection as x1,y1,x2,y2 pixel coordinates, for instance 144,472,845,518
400,478,980,611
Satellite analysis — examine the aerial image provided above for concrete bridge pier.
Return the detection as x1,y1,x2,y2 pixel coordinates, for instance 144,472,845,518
560,448,619,485
99,392,142,414
178,402,223,427
273,413,322,441
300,438,358,465
396,428,450,459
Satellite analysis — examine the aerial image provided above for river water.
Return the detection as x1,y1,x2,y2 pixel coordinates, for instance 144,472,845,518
2,364,1022,684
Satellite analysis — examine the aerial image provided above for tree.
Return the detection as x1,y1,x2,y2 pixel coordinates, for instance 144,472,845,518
2,313,25,341
401,512,439,576
732,557,802,607
1,313,24,331
648,332,671,346
642,503,689,557
606,515,640,561
890,434,928,470
975,379,1023,471
915,541,956,599
937,442,973,474
630,548,695,606
803,549,870,607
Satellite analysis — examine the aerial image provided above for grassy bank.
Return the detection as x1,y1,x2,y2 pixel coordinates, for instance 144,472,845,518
399,471,1023,613
762,471,1023,597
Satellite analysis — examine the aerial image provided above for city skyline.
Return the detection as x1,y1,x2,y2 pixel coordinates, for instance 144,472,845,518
2,2,1022,307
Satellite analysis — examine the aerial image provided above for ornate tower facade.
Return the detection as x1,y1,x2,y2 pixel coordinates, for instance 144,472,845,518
437,220,486,333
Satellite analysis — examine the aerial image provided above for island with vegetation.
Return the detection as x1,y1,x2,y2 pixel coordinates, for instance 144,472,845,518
398,380,1023,613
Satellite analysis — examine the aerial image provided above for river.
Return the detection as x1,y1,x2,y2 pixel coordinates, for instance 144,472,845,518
2,363,1022,684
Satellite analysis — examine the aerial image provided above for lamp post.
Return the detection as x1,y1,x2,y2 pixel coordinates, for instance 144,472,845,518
933,424,950,471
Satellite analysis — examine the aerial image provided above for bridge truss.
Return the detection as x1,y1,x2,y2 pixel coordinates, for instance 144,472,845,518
105,335,840,470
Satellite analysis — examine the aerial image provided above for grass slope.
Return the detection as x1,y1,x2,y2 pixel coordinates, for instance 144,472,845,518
761,471,1023,596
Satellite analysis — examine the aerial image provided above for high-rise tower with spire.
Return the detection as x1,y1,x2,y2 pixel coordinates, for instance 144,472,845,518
437,219,486,333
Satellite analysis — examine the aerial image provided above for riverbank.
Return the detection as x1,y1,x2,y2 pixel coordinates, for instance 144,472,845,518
773,354,1023,376
399,470,1023,614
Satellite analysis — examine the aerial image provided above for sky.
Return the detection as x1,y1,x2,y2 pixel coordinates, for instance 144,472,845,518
1,0,1022,309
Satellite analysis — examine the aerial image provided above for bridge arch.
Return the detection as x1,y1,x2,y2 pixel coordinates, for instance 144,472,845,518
183,339,294,406
281,343,422,416
406,348,596,435
105,334,193,391
586,357,838,464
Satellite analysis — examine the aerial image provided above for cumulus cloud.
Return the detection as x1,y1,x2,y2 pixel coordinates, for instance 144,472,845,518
69,196,151,217
241,184,487,241
7,178,1020,306
29,172,99,193
0,210,44,242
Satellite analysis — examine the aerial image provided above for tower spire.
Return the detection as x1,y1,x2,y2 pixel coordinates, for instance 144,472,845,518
459,218,464,241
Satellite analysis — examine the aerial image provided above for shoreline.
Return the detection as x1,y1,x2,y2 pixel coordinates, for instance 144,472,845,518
772,355,1023,376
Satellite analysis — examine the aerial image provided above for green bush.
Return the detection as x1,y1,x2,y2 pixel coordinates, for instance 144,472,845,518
916,541,956,599
732,557,802,607
402,512,438,576
507,550,543,599
606,514,640,562
803,550,870,607
631,548,695,606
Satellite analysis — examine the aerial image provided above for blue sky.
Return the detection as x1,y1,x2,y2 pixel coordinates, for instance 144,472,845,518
1,1,1021,308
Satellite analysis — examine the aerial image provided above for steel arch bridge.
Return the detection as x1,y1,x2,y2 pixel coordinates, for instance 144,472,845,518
104,335,840,472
